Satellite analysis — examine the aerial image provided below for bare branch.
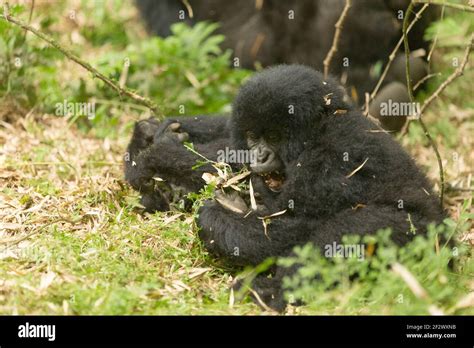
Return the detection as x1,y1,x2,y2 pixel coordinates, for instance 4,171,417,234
427,4,445,62
365,3,429,114
420,33,474,114
22,0,35,42
0,8,162,117
323,0,352,79
403,34,473,204
413,0,474,12
413,72,441,91
402,2,445,207
403,3,416,102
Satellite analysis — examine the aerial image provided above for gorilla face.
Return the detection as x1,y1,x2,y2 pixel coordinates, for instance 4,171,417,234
246,130,283,174
246,129,285,192
231,65,350,192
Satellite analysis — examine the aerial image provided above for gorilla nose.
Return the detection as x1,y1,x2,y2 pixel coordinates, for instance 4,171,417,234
251,148,279,173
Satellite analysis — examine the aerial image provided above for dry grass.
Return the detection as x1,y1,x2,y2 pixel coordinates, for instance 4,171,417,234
0,112,269,314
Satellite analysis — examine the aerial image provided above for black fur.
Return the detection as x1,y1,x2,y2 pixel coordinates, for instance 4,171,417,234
136,0,438,106
124,115,230,211
124,65,445,311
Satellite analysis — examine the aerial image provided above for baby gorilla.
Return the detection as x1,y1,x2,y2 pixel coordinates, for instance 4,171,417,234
125,65,445,311
196,65,445,309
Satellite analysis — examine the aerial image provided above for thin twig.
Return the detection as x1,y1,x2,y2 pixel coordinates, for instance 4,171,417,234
323,0,352,79
181,0,194,18
248,288,277,312
392,262,445,315
365,3,429,115
413,72,441,90
420,33,474,115
403,2,445,208
427,4,445,62
0,6,161,117
21,0,35,42
413,0,474,12
346,158,369,179
403,3,416,102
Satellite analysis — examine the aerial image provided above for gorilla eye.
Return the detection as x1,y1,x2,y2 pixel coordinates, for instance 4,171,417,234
266,131,280,143
247,131,258,141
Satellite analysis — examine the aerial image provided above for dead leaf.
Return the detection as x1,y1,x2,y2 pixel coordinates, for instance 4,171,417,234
188,267,211,280
215,196,246,214
39,271,56,291
223,170,251,187
0,223,23,230
257,210,287,240
249,179,257,211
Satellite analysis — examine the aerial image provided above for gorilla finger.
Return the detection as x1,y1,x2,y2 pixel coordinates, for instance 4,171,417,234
136,119,160,140
215,196,247,214
167,122,181,132
177,132,189,142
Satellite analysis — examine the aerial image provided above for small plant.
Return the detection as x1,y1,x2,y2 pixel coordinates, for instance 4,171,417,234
0,4,250,136
0,5,63,108
278,200,473,314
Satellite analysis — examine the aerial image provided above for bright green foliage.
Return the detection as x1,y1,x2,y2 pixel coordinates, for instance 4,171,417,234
279,201,473,314
0,4,250,136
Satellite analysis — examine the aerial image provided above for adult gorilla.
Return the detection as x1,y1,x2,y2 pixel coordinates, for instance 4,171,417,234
125,65,445,310
136,0,439,131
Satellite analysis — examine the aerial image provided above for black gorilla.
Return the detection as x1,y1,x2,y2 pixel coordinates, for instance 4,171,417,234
125,65,445,310
136,0,438,131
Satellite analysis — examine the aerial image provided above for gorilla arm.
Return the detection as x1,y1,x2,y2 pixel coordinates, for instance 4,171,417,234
197,200,312,266
197,195,421,270
165,115,230,144
125,115,230,193
127,135,229,194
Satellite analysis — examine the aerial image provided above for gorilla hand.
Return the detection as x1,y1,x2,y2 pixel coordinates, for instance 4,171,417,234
154,122,189,145
215,190,248,215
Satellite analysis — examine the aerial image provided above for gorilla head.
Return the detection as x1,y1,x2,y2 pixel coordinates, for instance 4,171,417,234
230,65,350,189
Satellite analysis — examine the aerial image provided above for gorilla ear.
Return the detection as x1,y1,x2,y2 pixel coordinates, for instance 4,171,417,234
320,84,352,113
